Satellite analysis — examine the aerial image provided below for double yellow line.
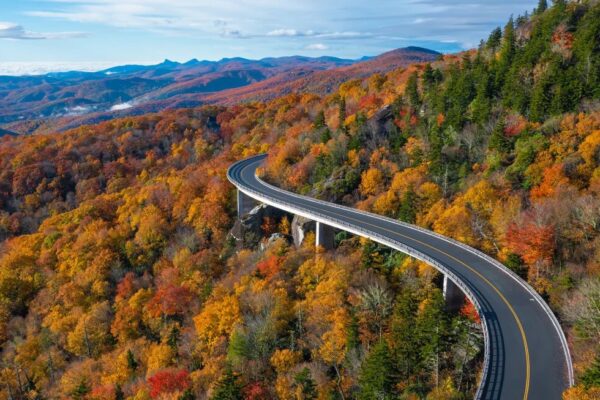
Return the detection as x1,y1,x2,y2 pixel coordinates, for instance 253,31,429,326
236,158,530,399
304,203,531,399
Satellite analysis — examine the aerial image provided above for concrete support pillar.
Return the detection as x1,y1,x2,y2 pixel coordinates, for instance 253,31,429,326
237,190,257,217
443,275,465,312
316,221,335,250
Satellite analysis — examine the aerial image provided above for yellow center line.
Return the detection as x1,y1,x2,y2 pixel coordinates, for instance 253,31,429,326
239,160,530,399
308,204,531,399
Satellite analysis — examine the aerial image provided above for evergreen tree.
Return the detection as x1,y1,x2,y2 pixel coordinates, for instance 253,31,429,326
211,365,243,400
346,311,360,351
489,118,511,153
495,17,516,91
179,389,196,400
293,368,317,400
535,0,547,15
422,64,435,90
320,128,332,144
115,384,125,400
167,325,180,349
486,27,502,51
581,352,600,388
471,73,492,125
338,97,347,132
357,340,394,400
390,290,419,379
126,349,138,372
406,71,421,108
415,289,448,387
227,329,250,367
530,73,551,122
361,240,384,270
71,379,90,400
398,188,417,224
314,110,326,129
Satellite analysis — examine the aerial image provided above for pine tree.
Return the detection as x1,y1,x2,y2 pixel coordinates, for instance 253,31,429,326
126,349,138,372
486,27,502,52
115,384,125,400
338,97,347,132
495,17,516,91
346,311,360,351
398,188,417,224
390,290,419,379
406,71,420,108
361,240,384,270
211,365,243,400
581,352,600,388
530,73,550,122
415,289,448,388
293,368,317,400
422,63,435,90
535,0,547,15
168,325,180,349
320,128,332,144
314,110,325,129
489,118,511,153
357,340,394,400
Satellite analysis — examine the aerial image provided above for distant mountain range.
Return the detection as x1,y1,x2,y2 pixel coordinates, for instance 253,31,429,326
0,128,17,138
0,47,439,134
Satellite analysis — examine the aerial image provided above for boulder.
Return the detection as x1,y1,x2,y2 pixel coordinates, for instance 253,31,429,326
291,215,316,247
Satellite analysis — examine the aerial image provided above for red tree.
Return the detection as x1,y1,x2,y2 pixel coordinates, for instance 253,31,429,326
148,369,191,398
256,255,282,279
147,285,193,318
244,382,270,400
505,216,555,266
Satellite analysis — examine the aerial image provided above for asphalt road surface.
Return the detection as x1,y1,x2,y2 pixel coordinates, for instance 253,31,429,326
228,154,572,400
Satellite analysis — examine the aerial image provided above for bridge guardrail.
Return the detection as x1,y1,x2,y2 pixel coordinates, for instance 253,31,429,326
227,158,493,398
249,159,574,388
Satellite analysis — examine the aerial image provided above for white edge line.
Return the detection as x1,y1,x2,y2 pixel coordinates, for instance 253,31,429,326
256,173,574,388
227,159,491,399
242,155,573,388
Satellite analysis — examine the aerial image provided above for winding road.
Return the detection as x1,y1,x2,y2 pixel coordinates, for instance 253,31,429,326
227,154,573,399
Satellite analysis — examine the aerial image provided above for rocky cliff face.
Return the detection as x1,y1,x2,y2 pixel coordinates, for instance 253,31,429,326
230,203,291,247
291,215,316,247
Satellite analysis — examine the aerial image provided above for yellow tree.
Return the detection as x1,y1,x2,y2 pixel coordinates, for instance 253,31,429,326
359,168,384,197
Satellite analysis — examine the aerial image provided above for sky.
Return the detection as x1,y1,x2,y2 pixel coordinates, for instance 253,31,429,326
0,0,537,75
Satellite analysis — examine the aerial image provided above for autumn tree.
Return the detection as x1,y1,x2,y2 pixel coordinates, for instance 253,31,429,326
211,364,243,400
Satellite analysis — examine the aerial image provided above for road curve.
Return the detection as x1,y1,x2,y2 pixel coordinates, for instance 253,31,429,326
227,154,572,400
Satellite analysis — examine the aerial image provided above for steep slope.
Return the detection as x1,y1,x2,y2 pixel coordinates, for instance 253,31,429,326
201,47,441,104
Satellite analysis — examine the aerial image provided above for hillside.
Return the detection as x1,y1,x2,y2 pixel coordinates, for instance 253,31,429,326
0,1,599,399
0,48,439,135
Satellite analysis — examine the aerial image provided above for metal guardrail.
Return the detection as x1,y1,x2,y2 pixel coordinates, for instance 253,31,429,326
247,161,574,389
227,158,492,398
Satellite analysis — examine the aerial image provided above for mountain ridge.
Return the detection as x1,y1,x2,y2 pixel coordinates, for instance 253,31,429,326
0,47,440,134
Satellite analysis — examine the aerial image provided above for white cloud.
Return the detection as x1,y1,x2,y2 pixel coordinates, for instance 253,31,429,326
27,0,537,51
267,29,303,37
263,29,369,39
0,21,85,40
305,43,328,51
110,102,133,111
0,62,118,76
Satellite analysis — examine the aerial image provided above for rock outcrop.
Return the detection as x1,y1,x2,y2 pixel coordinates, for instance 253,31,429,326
291,215,316,247
230,204,290,246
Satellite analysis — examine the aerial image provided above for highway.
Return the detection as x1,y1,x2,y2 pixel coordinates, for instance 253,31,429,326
227,154,573,400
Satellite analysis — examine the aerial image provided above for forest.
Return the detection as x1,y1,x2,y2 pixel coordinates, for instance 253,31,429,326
1,0,600,399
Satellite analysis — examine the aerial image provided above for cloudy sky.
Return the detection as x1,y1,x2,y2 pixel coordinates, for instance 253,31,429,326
0,0,537,75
